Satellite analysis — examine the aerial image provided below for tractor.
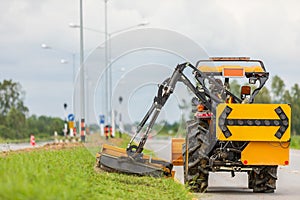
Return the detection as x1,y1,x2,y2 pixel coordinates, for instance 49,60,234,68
97,57,290,193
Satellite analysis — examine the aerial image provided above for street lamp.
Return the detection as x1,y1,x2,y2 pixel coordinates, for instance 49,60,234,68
69,21,149,35
41,43,76,84
103,0,148,136
69,23,105,33
41,44,77,137
79,0,85,142
41,43,51,49
60,59,68,64
69,21,149,136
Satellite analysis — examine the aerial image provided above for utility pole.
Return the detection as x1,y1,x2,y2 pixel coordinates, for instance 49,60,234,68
104,0,110,131
79,0,86,142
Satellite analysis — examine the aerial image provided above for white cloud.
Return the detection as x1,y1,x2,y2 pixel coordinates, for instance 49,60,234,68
1,0,300,118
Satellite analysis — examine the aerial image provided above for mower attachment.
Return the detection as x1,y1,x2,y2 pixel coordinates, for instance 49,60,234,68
97,144,173,177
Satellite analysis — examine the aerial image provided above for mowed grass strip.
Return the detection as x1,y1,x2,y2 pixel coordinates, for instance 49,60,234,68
0,146,192,200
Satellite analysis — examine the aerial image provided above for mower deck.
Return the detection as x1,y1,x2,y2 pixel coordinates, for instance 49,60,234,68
97,144,173,177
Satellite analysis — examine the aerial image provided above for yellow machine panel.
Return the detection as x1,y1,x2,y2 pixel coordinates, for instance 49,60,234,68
198,65,265,74
171,138,185,166
241,141,289,165
216,103,291,141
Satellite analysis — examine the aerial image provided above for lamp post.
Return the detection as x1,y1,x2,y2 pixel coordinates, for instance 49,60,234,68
41,44,76,83
41,43,77,118
69,21,149,136
41,43,79,137
41,44,76,84
104,1,109,130
79,0,86,142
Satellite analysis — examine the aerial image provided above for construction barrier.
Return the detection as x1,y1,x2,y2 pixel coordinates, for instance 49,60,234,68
80,118,86,142
30,135,35,146
104,125,109,140
54,131,58,143
110,126,113,138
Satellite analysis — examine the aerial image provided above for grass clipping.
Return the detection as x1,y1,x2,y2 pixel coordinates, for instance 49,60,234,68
0,143,192,200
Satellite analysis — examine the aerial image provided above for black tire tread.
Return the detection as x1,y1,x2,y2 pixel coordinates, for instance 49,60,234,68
251,166,278,193
183,119,209,193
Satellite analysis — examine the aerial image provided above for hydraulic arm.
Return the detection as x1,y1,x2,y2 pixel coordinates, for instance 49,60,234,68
126,62,228,157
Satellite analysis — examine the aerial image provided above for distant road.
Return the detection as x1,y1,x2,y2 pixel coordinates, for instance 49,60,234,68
0,141,50,152
146,138,300,200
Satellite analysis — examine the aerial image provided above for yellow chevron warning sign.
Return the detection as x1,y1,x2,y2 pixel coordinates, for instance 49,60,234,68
216,103,291,141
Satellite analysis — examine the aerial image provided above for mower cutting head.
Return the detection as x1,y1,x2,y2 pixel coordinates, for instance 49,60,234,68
96,144,173,177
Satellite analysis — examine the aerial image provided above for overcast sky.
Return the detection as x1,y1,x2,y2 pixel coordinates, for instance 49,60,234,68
1,0,300,119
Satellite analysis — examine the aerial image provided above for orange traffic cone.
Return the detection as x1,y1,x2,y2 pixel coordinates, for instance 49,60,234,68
30,135,36,146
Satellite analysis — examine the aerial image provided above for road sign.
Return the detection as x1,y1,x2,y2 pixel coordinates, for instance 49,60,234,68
99,115,105,124
68,114,75,121
216,103,291,142
68,121,74,129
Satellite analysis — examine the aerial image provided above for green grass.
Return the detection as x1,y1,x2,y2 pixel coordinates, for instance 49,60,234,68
0,147,192,200
291,135,300,149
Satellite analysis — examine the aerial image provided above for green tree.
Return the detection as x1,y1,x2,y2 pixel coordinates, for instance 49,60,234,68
5,107,27,139
48,117,64,136
0,79,65,140
0,80,28,139
26,115,64,137
291,83,300,101
271,75,285,103
282,90,292,103
254,87,272,103
26,115,39,134
0,79,28,116
0,125,13,139
269,79,300,135
290,84,300,135
229,80,241,97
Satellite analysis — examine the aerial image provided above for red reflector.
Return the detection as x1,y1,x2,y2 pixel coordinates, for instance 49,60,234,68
284,160,289,165
195,112,213,118
223,68,244,77
243,160,248,165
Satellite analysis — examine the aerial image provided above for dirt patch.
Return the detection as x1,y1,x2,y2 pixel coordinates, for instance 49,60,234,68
42,142,84,150
87,134,125,146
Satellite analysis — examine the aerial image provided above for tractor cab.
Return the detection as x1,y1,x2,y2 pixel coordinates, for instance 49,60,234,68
195,57,269,104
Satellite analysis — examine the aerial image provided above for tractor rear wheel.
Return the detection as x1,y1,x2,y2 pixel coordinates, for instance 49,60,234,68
183,119,209,193
248,170,254,189
251,166,278,193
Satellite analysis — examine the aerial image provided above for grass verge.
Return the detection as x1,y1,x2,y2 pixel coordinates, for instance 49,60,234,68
0,146,192,200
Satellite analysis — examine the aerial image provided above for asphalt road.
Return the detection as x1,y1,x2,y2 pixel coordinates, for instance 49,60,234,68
146,138,300,200
0,141,49,152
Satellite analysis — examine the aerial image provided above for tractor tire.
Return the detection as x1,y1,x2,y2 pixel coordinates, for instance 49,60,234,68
247,170,254,189
251,166,278,193
183,119,209,193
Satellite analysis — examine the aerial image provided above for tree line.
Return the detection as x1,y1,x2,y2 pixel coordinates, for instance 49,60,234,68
0,76,299,140
0,80,64,140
